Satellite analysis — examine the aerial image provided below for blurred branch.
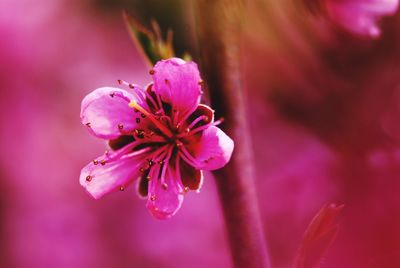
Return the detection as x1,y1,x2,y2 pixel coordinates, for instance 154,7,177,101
193,1,271,267
123,12,175,66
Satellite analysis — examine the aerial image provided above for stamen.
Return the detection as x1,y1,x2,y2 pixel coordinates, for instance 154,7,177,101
176,140,183,147
138,144,170,173
86,175,92,182
118,123,124,130
159,116,172,127
117,79,147,104
129,101,173,137
134,129,145,139
187,115,208,130
179,145,203,167
93,160,98,165
159,146,173,185
174,156,185,194
100,160,106,165
117,79,135,89
155,92,165,115
144,90,159,110
176,104,200,130
119,186,125,191
177,118,224,138
178,151,199,168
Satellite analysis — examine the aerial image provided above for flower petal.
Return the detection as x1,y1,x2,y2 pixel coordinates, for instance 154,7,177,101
180,159,203,191
191,126,234,171
146,165,184,219
80,146,148,199
81,87,146,139
136,169,150,198
326,0,399,37
152,58,202,120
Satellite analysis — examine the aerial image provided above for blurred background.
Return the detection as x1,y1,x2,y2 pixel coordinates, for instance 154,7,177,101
1,0,399,267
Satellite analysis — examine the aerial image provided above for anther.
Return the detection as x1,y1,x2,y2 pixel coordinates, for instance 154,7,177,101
86,175,92,182
118,124,123,129
150,194,156,201
86,122,91,127
93,160,99,165
146,176,151,180
149,69,155,75
141,113,146,118
158,160,164,165
109,92,115,98
198,80,204,85
136,118,140,124
184,187,189,193
128,84,134,89
147,159,153,166
119,186,125,191
135,129,145,139
162,183,168,190
176,141,183,147
105,150,109,156
139,167,145,173
117,79,122,84
100,160,106,165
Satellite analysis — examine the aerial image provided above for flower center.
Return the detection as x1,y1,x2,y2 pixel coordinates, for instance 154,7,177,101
129,100,174,138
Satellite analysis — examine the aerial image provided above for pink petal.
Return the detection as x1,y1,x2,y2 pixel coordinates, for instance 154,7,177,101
180,159,204,191
80,146,148,199
146,165,184,219
81,87,145,139
136,174,149,198
152,58,202,120
191,126,234,171
326,0,399,37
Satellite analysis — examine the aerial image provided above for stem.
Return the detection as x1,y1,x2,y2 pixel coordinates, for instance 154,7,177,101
193,1,271,267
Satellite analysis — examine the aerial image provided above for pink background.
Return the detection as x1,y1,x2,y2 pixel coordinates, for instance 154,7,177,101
1,0,399,267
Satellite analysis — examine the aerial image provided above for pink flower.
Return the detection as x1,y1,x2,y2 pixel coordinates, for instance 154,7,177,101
325,0,399,37
79,57,234,219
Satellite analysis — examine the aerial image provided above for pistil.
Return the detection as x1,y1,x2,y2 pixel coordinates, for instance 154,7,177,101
129,101,173,138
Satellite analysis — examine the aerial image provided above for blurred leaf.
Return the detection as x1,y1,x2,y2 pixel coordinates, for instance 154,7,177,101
293,203,344,268
123,11,189,66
